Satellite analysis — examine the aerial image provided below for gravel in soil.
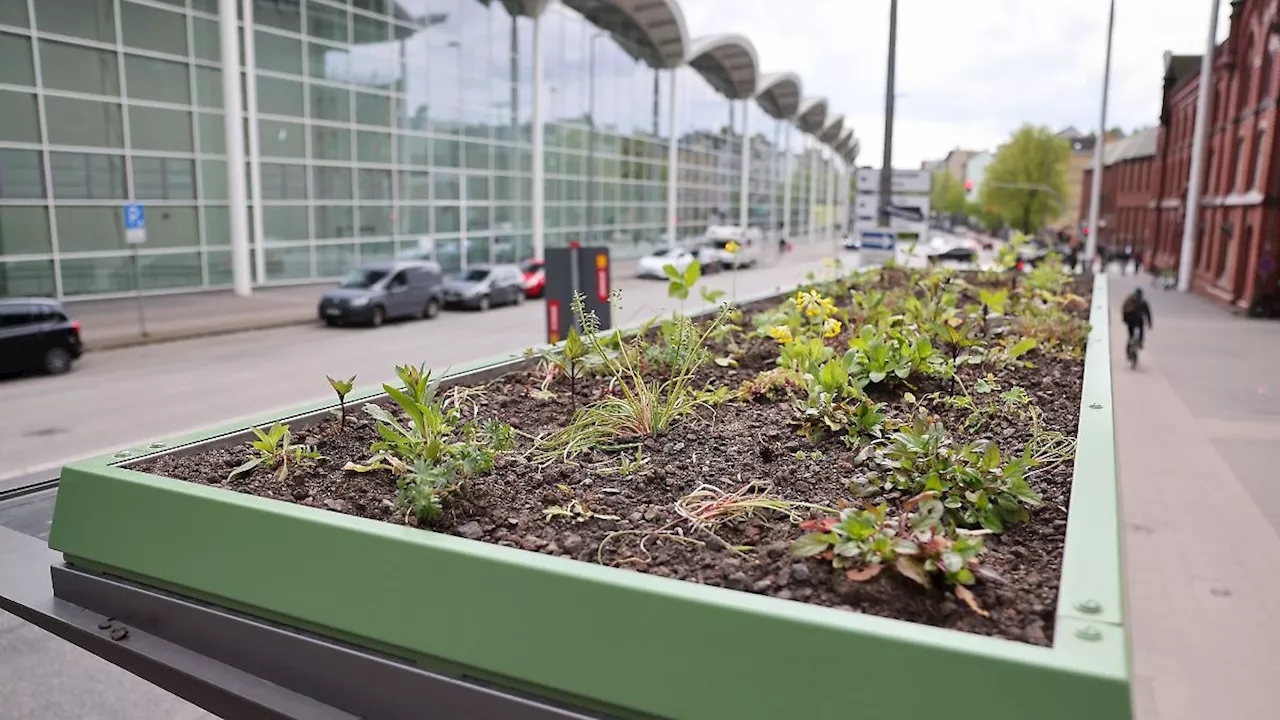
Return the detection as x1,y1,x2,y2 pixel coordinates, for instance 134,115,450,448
137,273,1092,646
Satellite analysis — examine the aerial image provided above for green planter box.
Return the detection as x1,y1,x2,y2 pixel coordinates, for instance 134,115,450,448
48,278,1129,720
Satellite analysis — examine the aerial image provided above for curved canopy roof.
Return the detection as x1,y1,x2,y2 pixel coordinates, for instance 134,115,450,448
834,127,855,151
687,34,759,100
561,0,689,69
795,97,828,134
754,72,802,120
844,139,860,164
818,115,845,145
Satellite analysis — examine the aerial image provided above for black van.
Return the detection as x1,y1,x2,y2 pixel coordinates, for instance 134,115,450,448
0,298,83,375
317,260,445,327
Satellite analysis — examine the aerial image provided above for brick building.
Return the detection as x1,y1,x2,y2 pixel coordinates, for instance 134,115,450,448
1080,128,1158,253
1146,0,1280,312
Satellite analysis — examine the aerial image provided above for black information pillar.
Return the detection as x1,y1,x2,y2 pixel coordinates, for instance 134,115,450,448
544,244,612,344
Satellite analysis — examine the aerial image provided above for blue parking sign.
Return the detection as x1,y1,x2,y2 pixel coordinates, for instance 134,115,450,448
124,203,147,244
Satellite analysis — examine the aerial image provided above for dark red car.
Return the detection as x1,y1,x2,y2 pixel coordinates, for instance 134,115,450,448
520,259,546,299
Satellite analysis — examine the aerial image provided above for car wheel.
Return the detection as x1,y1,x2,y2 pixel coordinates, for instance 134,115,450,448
43,346,72,375
369,305,385,327
423,298,441,319
323,317,340,327
477,294,490,312
513,290,524,306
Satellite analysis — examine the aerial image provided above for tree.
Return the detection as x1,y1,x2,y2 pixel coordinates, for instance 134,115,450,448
978,125,1071,234
931,171,967,215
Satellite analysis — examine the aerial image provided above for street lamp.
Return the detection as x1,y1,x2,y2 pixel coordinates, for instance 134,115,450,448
587,32,607,245
1084,0,1116,267
447,40,463,133
1178,0,1222,292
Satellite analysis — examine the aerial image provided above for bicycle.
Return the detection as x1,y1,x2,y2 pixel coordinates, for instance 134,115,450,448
1125,333,1140,369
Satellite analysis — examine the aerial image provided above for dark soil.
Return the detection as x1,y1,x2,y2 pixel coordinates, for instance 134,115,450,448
138,272,1092,646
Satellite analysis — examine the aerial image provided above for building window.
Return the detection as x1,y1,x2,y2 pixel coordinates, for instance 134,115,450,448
1251,127,1267,190
1234,133,1248,191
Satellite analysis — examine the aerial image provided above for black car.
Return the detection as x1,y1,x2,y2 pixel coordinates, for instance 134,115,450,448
442,264,526,311
318,260,444,327
0,298,83,375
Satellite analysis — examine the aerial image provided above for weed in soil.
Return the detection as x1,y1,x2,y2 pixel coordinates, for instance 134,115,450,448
138,258,1093,646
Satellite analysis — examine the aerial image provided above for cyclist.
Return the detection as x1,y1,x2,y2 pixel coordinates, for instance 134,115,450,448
1122,287,1153,350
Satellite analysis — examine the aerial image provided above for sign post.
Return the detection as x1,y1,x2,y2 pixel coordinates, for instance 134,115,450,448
544,244,611,344
123,203,149,337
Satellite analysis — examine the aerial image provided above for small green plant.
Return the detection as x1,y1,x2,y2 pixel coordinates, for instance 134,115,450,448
540,314,593,414
699,285,726,305
738,367,806,402
326,374,356,422
977,288,1009,317
545,485,621,523
229,422,321,482
664,261,702,312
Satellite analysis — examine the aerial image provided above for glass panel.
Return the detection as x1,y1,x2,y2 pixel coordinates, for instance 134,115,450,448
0,260,56,297
258,118,305,158
256,0,301,34
255,30,302,76
262,206,309,241
191,16,220,62
0,207,52,255
139,206,200,249
358,169,391,199
492,235,516,263
206,249,231,285
354,91,391,127
313,165,352,199
0,149,45,199
435,238,460,272
464,141,489,169
0,31,35,87
350,12,388,44
55,206,125,252
464,237,489,265
306,1,348,43
311,125,351,160
0,1,28,28
35,0,115,44
138,252,202,290
260,162,308,200
0,91,40,143
265,245,312,280
360,240,394,261
434,205,459,233
309,84,349,122
358,205,392,237
194,66,223,108
466,204,490,232
199,159,226,200
120,2,187,56
257,74,305,116
315,242,357,276
434,172,460,200
466,175,489,201
399,170,429,200
50,152,126,200
130,106,195,152
60,256,133,295
397,205,430,234
202,206,230,247
308,42,346,81
134,156,197,200
315,205,354,238
40,41,120,96
433,138,460,168
197,113,225,154
46,97,125,148
125,55,192,105
356,131,391,163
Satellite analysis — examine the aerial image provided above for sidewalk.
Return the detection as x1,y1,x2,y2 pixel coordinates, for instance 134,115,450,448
61,240,841,352
1108,272,1280,719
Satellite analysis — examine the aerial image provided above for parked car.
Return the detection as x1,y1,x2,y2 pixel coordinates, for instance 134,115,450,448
520,259,546,299
442,264,526,311
318,260,444,327
637,247,702,279
923,235,978,263
700,226,762,269
0,298,83,375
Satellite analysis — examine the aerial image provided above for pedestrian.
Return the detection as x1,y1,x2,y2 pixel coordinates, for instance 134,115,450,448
1121,287,1153,349
1133,249,1144,276
777,222,788,257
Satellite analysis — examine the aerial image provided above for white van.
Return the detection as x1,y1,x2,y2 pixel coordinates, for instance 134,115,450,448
700,225,762,269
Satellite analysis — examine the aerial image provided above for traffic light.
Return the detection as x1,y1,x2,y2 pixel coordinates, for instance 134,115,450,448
964,179,974,191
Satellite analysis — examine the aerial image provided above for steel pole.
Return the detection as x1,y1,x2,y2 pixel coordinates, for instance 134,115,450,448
739,100,751,230
877,0,897,228
1084,0,1116,267
219,0,251,296
782,123,792,239
531,12,545,260
666,70,678,247
1178,0,1221,292
587,34,599,244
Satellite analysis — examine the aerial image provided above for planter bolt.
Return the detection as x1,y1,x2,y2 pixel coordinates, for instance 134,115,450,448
1075,625,1102,642
113,451,131,458
1089,403,1103,409
1075,599,1102,614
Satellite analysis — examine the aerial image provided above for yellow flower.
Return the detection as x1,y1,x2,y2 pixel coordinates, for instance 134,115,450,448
794,290,834,319
822,317,842,338
769,325,794,344
725,240,741,254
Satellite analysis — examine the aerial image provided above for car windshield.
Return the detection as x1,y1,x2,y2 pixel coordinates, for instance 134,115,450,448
339,269,387,289
459,268,490,282
520,260,543,273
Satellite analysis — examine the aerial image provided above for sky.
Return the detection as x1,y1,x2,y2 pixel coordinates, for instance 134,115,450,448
677,0,1233,168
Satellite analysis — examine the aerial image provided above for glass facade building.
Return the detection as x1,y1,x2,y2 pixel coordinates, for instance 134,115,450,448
0,0,858,299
